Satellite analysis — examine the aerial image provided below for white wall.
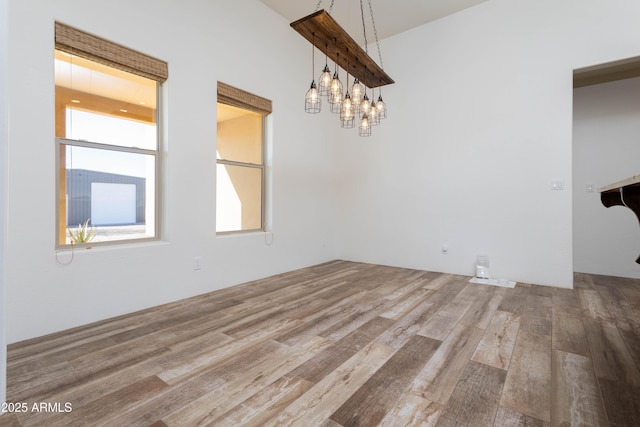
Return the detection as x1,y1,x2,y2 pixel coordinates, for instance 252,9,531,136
0,0,8,405
573,77,640,278
337,0,640,288
5,0,340,343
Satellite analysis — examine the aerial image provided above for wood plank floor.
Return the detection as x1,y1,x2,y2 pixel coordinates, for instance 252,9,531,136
1,261,639,426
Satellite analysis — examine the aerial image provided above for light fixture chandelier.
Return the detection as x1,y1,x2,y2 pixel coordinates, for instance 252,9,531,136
292,0,393,137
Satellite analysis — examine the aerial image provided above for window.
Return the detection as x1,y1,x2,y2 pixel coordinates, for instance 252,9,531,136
216,82,271,233
54,23,167,247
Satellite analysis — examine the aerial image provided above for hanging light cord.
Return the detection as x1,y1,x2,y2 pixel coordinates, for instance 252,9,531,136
311,33,315,81
315,0,335,13
360,0,368,54
368,0,384,70
345,53,350,89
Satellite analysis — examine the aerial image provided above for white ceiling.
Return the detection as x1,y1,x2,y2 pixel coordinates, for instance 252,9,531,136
260,0,490,44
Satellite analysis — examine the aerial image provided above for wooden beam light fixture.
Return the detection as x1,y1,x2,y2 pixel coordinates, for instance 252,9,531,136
291,0,394,136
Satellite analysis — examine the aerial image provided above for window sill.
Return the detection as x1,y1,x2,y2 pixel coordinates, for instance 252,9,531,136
55,239,169,254
216,230,274,245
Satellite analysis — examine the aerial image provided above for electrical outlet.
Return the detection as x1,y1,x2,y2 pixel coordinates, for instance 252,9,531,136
551,180,564,190
586,183,595,193
193,256,202,270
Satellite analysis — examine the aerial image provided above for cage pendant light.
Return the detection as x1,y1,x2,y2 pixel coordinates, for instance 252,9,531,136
359,73,371,119
360,92,370,116
340,93,355,128
329,81,343,114
375,80,387,120
358,71,371,136
369,86,380,126
318,45,332,96
340,64,355,128
359,70,373,122
375,94,387,119
358,112,371,137
329,51,343,114
369,101,379,126
351,75,363,114
305,81,321,113
305,33,321,113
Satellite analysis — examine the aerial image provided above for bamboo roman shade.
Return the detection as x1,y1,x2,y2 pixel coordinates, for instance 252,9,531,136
218,82,272,115
55,22,168,82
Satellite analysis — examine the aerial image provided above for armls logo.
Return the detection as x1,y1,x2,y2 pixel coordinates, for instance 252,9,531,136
2,402,72,413
31,402,73,413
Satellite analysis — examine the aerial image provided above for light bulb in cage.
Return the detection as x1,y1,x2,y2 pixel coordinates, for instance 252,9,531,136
318,64,332,96
351,78,363,111
330,90,343,114
359,113,371,137
340,92,355,128
329,70,343,114
360,93,371,118
375,95,387,119
369,101,380,126
305,80,321,113
329,72,343,101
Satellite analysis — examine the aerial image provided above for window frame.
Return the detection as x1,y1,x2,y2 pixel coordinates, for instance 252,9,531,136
215,115,266,234
55,133,162,248
216,82,271,235
54,22,166,248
